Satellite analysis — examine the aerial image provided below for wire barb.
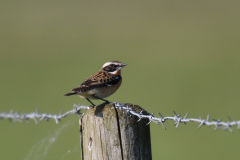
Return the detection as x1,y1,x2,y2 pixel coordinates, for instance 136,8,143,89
114,103,240,132
0,104,89,124
0,103,239,132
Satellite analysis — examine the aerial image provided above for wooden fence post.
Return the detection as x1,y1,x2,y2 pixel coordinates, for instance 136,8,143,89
79,103,152,160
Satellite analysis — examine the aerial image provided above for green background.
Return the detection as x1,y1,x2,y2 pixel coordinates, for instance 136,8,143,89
1,1,240,159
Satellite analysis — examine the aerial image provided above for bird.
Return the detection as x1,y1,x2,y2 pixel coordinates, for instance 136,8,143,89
64,61,127,106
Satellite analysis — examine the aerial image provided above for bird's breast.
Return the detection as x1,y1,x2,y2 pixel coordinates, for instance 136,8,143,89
91,79,122,99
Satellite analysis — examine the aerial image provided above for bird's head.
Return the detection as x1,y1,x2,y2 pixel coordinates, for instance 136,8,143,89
101,61,127,74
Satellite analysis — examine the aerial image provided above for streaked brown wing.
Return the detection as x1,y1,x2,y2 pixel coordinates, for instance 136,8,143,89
72,71,119,92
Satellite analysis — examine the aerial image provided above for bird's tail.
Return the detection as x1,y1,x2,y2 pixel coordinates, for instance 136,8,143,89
63,92,77,96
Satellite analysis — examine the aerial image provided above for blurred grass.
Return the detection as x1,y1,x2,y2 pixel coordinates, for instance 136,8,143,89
1,0,240,159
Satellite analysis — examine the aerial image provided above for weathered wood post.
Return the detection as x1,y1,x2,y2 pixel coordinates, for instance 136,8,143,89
79,103,152,160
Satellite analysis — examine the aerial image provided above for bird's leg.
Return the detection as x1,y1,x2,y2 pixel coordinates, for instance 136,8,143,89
86,98,95,106
92,95,110,104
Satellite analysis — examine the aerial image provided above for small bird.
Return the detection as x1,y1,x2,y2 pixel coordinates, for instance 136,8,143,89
64,61,127,106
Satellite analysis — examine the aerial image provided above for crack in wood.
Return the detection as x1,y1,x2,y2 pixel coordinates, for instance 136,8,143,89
79,113,84,160
114,106,124,160
80,103,152,160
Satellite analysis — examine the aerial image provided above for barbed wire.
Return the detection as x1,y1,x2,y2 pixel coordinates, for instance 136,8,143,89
0,102,239,132
114,102,240,132
0,104,89,124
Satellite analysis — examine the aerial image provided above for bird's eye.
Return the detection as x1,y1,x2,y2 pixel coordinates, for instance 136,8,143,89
110,64,114,67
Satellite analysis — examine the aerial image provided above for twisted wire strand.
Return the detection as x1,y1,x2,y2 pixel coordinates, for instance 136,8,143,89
0,104,89,124
0,102,239,132
114,102,239,132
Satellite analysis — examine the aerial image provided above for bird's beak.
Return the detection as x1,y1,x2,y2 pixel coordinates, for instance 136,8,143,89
120,63,127,67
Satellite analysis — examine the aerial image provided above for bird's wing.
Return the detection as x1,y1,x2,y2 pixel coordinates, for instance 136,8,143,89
72,71,122,93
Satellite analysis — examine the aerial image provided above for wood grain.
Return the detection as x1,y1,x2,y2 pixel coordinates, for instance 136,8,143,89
80,103,152,160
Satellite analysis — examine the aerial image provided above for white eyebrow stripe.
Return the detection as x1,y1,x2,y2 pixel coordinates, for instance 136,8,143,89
102,62,121,68
102,62,112,68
